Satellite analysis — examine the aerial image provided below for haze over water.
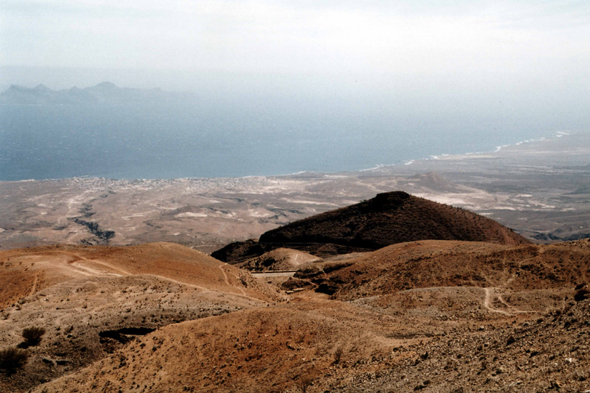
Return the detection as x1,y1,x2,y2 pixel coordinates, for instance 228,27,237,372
1,2,589,180
0,88,574,181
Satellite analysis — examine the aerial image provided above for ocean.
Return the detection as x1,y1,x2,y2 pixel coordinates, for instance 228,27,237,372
0,99,556,181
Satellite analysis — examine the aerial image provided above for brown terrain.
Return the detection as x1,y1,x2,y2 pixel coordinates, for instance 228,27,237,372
0,243,281,393
235,248,321,272
291,240,590,298
212,191,530,263
1,191,590,392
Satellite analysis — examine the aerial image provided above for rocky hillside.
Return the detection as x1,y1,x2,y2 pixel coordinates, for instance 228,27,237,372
285,239,590,298
212,191,530,262
337,296,590,392
0,243,280,393
3,239,589,392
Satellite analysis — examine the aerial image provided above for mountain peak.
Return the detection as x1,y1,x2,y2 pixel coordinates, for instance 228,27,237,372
5,84,27,92
93,81,118,89
33,84,51,92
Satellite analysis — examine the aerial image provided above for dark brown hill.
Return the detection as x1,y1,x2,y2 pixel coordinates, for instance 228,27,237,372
212,191,530,262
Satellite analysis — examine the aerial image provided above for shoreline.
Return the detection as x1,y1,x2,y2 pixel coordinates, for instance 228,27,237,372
3,131,579,184
1,130,590,250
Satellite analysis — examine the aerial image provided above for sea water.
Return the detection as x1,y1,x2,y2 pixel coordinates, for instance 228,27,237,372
0,99,556,181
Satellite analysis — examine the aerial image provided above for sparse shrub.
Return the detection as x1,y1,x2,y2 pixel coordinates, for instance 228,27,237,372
575,289,589,301
22,326,46,347
0,348,28,372
333,347,343,365
298,375,314,392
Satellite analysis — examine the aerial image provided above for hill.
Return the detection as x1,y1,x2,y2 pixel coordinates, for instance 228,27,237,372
29,266,590,393
212,191,530,262
3,239,590,392
235,248,321,272
284,239,590,299
0,243,280,393
30,302,402,393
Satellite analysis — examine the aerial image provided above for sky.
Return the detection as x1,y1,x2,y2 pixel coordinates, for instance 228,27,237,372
1,0,590,122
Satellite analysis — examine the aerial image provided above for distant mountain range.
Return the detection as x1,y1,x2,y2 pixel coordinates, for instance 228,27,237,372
0,82,193,105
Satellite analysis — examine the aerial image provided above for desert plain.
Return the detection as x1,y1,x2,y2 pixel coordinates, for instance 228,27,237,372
1,132,589,253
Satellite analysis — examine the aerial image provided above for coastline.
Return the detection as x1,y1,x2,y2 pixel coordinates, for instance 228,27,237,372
1,130,589,251
1,128,576,183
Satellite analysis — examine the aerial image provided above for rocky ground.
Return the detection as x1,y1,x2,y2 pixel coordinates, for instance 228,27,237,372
339,298,590,393
1,240,589,392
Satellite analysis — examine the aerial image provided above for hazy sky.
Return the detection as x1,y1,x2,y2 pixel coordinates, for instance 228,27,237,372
1,0,590,111
1,1,590,180
2,1,589,73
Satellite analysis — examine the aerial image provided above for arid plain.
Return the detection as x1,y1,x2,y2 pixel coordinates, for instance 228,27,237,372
1,133,589,253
